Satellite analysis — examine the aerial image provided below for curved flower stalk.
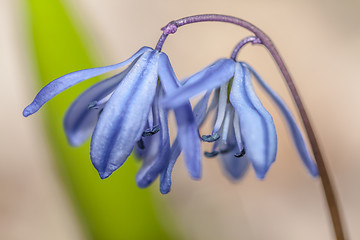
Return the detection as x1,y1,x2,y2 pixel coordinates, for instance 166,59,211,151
23,47,201,190
162,59,318,179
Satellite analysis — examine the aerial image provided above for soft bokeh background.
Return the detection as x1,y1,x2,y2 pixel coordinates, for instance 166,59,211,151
1,0,359,239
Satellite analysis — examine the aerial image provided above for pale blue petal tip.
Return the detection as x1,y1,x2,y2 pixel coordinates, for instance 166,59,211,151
22,107,31,117
136,179,149,189
160,184,171,194
310,165,319,177
255,172,266,180
253,165,269,180
99,171,112,180
190,171,201,180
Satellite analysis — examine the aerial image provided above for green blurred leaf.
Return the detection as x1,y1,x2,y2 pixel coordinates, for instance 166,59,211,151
25,0,177,239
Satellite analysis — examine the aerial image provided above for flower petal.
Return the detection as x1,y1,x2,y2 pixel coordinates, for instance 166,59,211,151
219,129,250,180
212,112,249,180
23,46,152,117
158,53,202,179
174,106,202,179
220,150,250,180
63,62,135,146
90,50,159,179
243,62,318,176
161,58,236,109
160,138,181,194
136,88,171,188
159,90,212,194
230,63,277,179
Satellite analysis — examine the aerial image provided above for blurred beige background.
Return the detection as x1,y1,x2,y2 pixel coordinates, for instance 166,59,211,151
1,0,359,239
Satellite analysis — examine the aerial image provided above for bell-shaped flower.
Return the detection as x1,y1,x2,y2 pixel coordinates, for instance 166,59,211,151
23,47,202,190
162,59,318,179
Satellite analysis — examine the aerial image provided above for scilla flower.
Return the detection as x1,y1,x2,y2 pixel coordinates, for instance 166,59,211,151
23,47,201,189
162,59,318,179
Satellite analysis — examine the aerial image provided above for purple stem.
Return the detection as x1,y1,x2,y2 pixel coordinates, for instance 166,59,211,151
157,14,345,240
230,36,262,60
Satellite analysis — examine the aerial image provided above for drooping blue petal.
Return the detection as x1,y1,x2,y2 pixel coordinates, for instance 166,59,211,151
174,106,202,179
230,63,277,179
23,47,152,117
136,87,171,188
158,53,202,179
159,90,212,194
161,58,236,109
160,138,181,194
243,63,318,176
90,50,159,179
180,60,224,85
220,149,250,180
63,61,136,146
243,66,278,169
209,111,249,180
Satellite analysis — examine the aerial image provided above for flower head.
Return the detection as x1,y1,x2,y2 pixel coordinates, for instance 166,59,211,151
23,47,201,191
162,59,318,179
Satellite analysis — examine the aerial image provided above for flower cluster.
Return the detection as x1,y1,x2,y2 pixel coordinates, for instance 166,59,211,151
162,59,318,180
23,29,318,194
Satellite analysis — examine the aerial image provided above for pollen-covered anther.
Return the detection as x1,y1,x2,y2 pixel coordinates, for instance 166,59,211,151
201,133,220,142
204,151,219,158
88,101,99,109
142,125,160,137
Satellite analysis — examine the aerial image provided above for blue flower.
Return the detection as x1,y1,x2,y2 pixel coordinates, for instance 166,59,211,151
23,47,201,190
162,59,318,179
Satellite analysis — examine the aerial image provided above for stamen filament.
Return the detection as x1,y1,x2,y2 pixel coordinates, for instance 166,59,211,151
148,107,154,129
220,105,232,143
233,111,244,151
213,82,229,134
88,91,114,109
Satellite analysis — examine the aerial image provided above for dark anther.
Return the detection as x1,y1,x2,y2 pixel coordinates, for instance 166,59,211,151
142,125,160,137
88,101,99,109
151,125,160,134
234,148,246,158
201,133,220,142
204,151,219,158
137,139,145,149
